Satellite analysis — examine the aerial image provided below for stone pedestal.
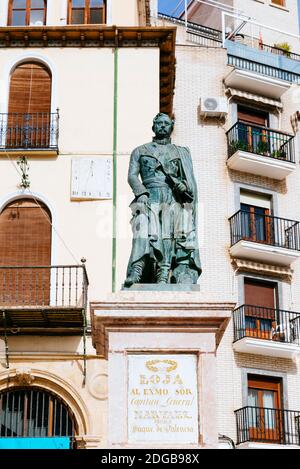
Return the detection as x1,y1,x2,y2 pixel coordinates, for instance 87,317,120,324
91,291,234,449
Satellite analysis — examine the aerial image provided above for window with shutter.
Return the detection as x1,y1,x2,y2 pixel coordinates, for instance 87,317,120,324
9,62,51,114
244,278,278,339
237,105,270,155
7,62,52,148
0,198,52,306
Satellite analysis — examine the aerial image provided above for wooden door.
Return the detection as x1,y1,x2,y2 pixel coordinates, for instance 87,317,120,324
244,279,277,340
0,199,52,306
7,62,51,148
237,106,269,154
248,376,283,443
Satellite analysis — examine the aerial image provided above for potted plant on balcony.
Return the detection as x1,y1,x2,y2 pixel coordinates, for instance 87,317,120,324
256,140,270,156
229,140,248,154
273,42,291,57
271,148,287,159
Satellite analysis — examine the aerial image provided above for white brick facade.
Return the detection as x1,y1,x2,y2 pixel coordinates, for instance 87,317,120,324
166,18,300,446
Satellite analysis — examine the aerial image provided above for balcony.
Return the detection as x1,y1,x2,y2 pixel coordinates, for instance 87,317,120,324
158,13,223,47
233,305,300,358
225,63,291,100
0,265,88,335
231,36,300,63
0,112,59,156
229,210,300,266
235,407,300,448
225,41,300,99
226,122,295,180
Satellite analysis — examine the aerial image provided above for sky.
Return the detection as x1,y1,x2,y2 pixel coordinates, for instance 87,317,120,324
158,0,188,17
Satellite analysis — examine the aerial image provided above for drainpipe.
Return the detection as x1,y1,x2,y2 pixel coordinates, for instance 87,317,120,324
112,47,118,293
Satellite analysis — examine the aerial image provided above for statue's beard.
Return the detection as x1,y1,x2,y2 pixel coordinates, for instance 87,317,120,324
153,135,171,145
156,131,171,138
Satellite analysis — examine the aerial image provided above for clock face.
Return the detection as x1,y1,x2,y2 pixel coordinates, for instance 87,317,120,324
71,157,113,200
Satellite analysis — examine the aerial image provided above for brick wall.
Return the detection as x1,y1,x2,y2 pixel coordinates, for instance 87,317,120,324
170,22,300,444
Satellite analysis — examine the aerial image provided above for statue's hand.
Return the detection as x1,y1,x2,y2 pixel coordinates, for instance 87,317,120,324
137,194,149,204
175,182,187,194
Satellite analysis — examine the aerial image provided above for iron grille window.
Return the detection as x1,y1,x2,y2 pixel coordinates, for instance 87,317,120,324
68,0,105,24
0,389,76,437
8,0,47,26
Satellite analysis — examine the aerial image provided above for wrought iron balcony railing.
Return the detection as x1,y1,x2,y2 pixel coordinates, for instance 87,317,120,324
226,121,295,163
229,210,300,251
0,265,87,309
233,305,300,345
228,55,300,84
0,112,59,151
235,407,300,446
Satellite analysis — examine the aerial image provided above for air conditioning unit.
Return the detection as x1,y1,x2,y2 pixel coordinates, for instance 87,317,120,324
200,97,228,117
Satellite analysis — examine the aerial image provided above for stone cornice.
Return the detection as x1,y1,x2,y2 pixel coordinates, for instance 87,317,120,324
91,300,235,357
0,25,176,115
91,300,235,311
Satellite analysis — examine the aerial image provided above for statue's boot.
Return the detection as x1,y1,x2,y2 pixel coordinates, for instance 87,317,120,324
156,266,170,284
124,258,145,287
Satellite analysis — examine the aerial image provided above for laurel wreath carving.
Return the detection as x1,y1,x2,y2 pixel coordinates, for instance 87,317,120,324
145,359,178,373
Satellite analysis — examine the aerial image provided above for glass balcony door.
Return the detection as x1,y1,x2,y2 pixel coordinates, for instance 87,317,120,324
240,203,273,244
248,376,283,443
237,106,269,155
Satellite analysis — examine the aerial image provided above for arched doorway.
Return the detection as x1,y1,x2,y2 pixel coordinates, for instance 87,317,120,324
0,387,77,448
0,198,52,306
7,61,52,148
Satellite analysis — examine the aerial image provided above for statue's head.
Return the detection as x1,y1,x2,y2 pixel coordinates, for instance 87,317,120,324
152,113,174,139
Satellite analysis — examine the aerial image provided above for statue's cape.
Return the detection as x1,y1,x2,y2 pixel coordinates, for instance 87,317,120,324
175,146,198,198
175,146,201,274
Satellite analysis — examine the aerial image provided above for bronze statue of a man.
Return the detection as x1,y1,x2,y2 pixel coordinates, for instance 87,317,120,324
124,113,201,286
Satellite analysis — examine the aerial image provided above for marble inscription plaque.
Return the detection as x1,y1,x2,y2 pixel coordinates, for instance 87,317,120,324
128,354,199,444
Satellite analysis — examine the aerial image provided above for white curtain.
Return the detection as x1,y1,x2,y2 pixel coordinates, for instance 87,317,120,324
248,389,259,427
263,391,276,430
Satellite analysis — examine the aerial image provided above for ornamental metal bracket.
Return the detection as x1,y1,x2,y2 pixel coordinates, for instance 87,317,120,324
17,156,30,189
